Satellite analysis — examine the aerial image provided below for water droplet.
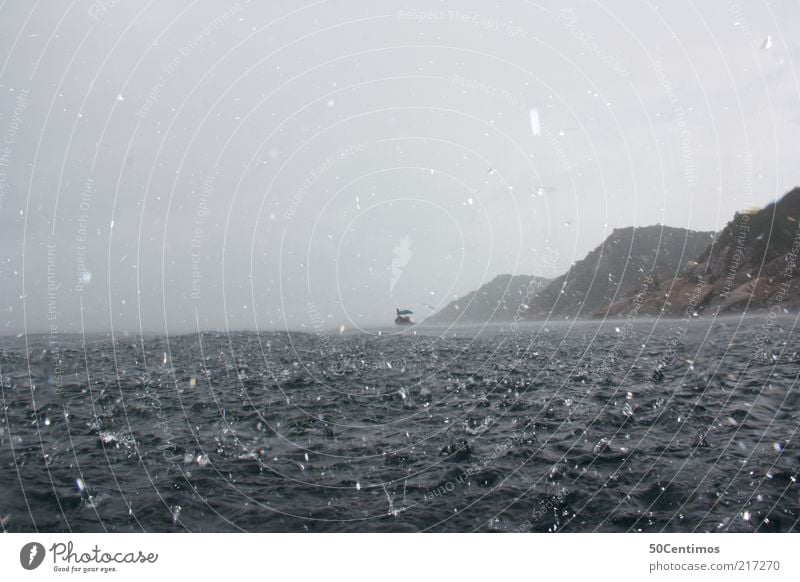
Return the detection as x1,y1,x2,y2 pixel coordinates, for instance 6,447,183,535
171,505,182,524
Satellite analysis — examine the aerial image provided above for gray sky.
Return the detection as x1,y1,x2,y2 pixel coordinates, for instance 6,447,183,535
1,0,798,334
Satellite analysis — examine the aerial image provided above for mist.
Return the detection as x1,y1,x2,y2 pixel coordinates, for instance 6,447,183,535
2,0,798,335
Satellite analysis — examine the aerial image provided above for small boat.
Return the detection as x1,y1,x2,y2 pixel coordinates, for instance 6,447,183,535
395,308,413,326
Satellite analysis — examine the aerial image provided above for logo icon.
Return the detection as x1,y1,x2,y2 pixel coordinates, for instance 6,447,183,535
20,542,46,570
390,235,413,292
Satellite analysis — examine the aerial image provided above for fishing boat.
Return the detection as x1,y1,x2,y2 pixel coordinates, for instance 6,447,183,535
394,308,413,326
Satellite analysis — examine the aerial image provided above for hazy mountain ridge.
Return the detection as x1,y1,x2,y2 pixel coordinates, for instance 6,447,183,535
606,187,800,316
524,225,716,319
428,226,713,324
429,189,800,324
426,274,551,324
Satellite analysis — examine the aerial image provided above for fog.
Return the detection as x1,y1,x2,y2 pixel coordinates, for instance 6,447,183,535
1,0,798,335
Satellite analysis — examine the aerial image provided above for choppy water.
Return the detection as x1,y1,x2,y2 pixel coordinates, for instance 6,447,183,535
1,316,799,532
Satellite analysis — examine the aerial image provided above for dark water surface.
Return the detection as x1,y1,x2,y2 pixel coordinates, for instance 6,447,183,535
2,317,799,532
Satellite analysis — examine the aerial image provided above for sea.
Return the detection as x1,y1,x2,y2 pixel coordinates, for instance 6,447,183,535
1,316,799,532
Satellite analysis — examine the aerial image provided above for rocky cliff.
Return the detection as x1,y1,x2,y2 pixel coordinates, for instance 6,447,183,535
605,188,800,316
526,225,715,319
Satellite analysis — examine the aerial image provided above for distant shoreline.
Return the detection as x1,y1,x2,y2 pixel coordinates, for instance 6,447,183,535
5,311,798,342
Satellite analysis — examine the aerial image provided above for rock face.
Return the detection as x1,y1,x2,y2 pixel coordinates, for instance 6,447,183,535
426,274,551,324
606,188,800,316
525,225,715,319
